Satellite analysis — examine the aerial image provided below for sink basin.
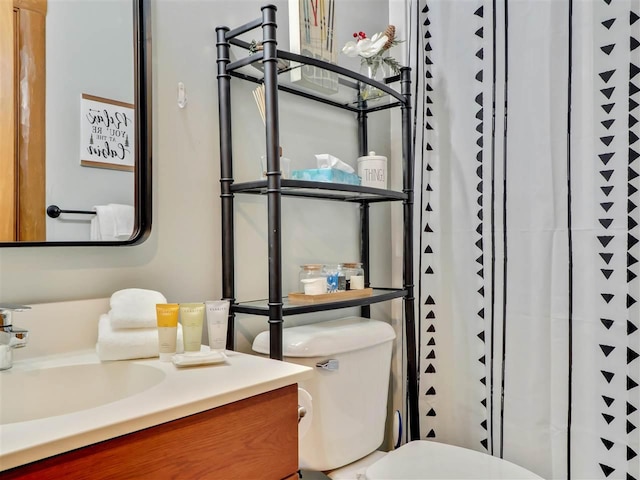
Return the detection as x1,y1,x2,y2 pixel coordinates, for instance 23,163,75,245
0,362,166,424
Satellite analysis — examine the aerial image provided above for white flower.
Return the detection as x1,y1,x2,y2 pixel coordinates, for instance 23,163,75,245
342,32,388,59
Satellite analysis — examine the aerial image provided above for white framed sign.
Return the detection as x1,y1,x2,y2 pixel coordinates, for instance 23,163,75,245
289,0,338,94
80,94,135,171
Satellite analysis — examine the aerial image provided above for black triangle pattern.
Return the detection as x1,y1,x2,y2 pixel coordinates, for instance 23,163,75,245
472,2,487,452
602,438,615,450
601,318,615,329
420,1,440,441
600,464,615,477
601,87,615,99
600,152,615,164
628,14,640,456
602,370,615,383
600,344,616,357
601,44,616,55
601,253,614,264
601,170,614,181
597,22,623,465
601,70,616,83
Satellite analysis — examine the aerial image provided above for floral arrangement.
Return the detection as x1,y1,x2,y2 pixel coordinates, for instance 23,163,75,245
341,25,402,75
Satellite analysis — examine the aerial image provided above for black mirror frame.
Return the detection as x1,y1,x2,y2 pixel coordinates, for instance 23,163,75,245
0,0,152,247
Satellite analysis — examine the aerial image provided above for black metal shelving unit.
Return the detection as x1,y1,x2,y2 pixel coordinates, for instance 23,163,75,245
216,4,419,441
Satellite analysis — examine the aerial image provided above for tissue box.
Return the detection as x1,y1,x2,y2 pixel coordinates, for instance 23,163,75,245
291,168,361,185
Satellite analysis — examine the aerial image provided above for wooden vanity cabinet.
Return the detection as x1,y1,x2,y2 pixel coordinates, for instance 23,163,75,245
4,384,299,480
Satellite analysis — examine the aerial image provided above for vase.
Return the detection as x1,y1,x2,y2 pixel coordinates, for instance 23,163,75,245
359,60,386,102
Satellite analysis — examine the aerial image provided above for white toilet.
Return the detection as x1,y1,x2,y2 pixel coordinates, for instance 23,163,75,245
252,317,542,479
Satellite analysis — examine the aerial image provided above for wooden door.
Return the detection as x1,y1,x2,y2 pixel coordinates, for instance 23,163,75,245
0,0,46,242
0,1,16,241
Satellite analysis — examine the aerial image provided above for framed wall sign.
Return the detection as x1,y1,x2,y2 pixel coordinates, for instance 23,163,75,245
80,94,135,171
289,0,338,94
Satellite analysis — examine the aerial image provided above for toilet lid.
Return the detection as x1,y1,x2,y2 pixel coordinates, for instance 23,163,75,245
365,441,543,479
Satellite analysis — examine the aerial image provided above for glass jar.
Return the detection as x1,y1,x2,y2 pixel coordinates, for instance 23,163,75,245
298,264,326,295
342,262,365,290
322,264,345,293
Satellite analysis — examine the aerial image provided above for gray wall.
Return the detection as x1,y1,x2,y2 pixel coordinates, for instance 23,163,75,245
0,0,393,346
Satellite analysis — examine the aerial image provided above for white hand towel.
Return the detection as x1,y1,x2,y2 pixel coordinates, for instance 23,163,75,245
109,288,167,329
94,205,117,241
96,314,184,361
91,204,134,241
109,203,134,240
90,214,102,241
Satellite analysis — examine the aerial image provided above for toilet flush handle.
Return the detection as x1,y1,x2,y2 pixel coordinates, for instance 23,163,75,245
316,359,339,371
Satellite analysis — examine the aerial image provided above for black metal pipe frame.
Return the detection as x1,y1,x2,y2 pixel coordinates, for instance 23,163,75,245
216,25,237,350
359,202,371,319
261,5,284,361
358,104,371,318
400,66,419,440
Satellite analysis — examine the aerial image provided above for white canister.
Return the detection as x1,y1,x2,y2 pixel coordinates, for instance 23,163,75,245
357,151,387,189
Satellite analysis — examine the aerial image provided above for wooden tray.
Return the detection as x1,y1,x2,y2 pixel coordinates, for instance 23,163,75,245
288,288,373,304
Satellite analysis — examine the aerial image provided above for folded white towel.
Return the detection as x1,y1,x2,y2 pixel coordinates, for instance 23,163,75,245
91,204,134,241
90,214,101,241
109,288,167,329
111,203,135,239
96,314,184,361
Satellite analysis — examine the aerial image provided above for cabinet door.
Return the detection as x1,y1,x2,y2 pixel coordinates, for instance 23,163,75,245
3,384,299,480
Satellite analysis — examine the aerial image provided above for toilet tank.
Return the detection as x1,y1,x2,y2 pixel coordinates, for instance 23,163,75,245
252,316,396,472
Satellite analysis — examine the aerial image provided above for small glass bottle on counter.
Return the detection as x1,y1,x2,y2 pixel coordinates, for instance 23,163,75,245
299,264,326,295
342,262,365,290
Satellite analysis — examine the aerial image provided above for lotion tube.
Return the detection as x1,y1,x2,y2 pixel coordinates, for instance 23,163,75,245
156,304,179,361
180,303,205,352
205,300,230,352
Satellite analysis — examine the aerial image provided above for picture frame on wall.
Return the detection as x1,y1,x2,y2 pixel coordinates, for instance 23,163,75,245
80,94,135,172
289,0,338,94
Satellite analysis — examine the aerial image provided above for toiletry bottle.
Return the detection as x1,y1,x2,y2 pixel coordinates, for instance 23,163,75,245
205,300,230,352
179,303,205,352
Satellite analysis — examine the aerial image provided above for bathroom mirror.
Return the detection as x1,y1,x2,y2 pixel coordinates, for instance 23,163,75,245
0,0,151,246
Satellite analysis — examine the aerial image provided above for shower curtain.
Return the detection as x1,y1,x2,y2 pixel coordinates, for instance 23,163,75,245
413,0,640,478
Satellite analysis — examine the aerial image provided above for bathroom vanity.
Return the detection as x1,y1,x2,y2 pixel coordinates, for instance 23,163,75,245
0,349,312,479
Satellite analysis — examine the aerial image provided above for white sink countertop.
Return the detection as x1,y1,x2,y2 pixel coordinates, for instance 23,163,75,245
0,349,313,472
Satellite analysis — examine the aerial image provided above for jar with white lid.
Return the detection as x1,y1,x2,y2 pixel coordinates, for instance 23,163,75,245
342,262,365,290
299,264,326,295
357,151,387,189
322,264,345,293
